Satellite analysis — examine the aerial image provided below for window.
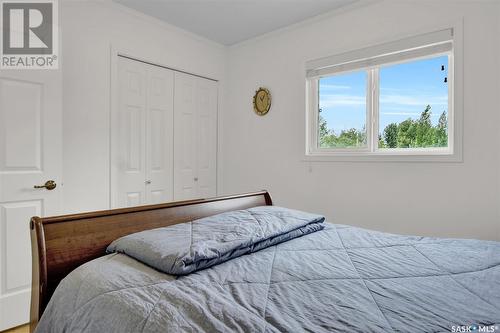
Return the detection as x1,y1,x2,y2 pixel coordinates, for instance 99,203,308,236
378,56,449,149
319,71,367,149
306,28,460,160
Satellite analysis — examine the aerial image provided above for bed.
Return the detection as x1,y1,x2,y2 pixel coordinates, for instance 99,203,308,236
30,191,500,333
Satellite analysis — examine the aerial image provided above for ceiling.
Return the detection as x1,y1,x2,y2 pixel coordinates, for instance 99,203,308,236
114,0,359,45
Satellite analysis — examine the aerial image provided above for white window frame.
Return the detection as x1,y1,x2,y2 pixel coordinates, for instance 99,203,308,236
305,25,463,162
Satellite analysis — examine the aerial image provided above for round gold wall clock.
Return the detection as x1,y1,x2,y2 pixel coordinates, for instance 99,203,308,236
253,87,271,116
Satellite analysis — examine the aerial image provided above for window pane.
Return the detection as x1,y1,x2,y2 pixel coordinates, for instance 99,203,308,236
378,55,449,149
318,71,367,149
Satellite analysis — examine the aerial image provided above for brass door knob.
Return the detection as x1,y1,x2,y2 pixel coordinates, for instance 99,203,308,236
34,180,57,190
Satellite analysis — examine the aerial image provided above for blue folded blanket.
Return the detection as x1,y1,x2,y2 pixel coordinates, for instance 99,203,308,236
107,206,325,275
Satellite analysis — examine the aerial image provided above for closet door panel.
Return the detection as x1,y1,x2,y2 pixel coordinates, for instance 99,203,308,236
112,57,147,208
196,78,217,198
173,73,197,200
146,66,174,204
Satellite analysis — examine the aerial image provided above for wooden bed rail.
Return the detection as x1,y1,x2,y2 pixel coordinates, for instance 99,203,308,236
29,191,273,332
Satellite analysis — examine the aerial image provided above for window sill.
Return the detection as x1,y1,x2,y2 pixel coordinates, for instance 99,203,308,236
303,150,462,163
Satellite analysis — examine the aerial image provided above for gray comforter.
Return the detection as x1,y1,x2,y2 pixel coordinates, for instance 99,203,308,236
36,207,500,333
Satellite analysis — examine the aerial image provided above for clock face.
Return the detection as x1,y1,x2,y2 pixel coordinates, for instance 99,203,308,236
253,88,271,116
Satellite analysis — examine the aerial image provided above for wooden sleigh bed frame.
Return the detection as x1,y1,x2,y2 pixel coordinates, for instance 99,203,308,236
29,191,272,332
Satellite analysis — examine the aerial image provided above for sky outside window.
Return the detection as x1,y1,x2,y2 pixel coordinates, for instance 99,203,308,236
379,55,448,148
318,55,449,149
318,71,367,148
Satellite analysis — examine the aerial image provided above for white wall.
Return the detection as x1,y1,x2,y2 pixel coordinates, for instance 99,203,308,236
61,0,227,213
222,0,500,240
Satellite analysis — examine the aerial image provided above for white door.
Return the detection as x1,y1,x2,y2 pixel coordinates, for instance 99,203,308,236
112,57,173,208
174,73,217,200
0,69,62,330
145,63,174,204
173,73,197,200
195,78,217,198
112,57,147,208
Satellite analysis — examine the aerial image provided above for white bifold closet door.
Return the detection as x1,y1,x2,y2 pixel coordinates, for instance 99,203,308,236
173,72,217,201
112,57,174,208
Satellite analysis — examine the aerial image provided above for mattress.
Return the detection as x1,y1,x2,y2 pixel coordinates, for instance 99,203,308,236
35,222,500,333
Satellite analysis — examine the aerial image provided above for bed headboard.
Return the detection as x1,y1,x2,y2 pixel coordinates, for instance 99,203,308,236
29,191,272,331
